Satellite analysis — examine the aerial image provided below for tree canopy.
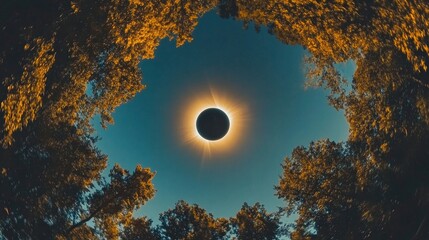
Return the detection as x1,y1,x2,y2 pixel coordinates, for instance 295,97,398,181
155,201,283,240
217,0,429,238
1,0,429,239
230,202,283,240
158,200,230,240
0,0,216,145
0,120,156,239
276,40,429,240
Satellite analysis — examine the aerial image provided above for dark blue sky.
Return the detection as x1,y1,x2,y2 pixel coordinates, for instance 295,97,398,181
95,11,352,222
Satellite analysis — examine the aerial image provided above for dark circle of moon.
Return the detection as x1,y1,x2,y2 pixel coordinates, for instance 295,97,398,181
196,108,230,141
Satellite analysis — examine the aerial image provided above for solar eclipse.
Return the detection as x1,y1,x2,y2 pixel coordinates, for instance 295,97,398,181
196,108,230,141
180,86,248,158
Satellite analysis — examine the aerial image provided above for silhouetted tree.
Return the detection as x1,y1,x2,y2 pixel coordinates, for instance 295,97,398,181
344,47,429,239
159,200,230,240
0,120,156,239
230,202,283,240
277,48,429,239
277,140,366,240
121,217,161,240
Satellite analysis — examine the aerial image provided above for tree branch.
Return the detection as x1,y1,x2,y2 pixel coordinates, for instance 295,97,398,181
411,76,429,89
412,214,427,240
65,203,106,235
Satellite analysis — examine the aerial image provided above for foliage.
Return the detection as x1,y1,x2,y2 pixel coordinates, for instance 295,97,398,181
0,0,216,145
121,217,161,240
0,119,156,239
230,202,283,240
277,140,365,239
0,0,214,237
218,0,429,107
216,1,429,238
276,48,429,239
158,200,230,240
156,201,284,240
0,0,215,238
1,0,429,239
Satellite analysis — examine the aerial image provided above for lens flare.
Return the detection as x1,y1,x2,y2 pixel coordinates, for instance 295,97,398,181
179,86,248,159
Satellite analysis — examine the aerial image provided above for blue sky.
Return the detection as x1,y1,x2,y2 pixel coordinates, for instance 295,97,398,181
94,11,351,223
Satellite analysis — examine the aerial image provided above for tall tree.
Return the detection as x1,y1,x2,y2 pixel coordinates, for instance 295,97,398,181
276,140,366,240
344,47,429,239
0,119,156,239
276,48,429,239
121,217,161,240
158,200,230,240
230,202,283,240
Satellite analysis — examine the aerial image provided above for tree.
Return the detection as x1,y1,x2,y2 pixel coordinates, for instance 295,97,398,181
0,0,217,145
344,47,429,239
276,140,367,240
158,200,230,240
276,48,429,239
121,217,161,240
230,202,283,240
217,0,429,107
216,1,429,238
0,119,156,239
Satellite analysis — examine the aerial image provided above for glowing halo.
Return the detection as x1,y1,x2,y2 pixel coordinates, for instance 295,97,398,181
179,85,248,159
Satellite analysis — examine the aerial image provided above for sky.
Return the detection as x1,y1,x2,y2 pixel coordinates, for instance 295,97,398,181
94,11,352,223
